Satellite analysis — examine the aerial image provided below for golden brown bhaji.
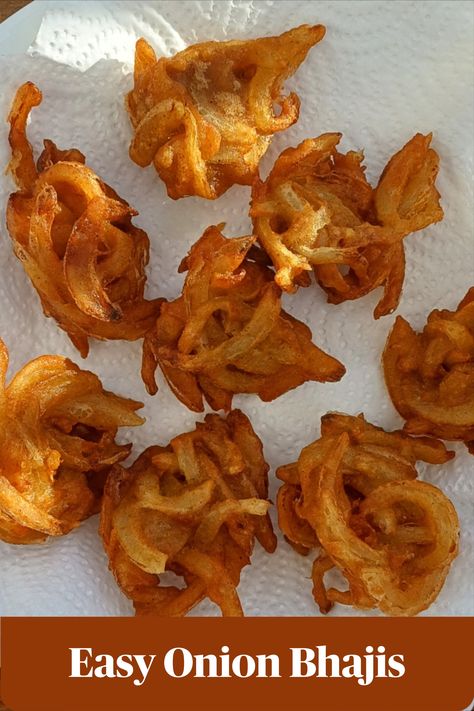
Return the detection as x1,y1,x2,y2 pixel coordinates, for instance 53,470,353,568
142,224,345,411
0,338,143,544
383,289,474,452
276,413,458,616
7,82,162,357
126,25,325,199
100,410,276,616
251,133,443,317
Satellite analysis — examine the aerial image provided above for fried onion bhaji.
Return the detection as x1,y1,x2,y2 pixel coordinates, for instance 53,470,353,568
100,410,277,616
384,289,474,453
142,224,345,411
126,25,326,199
0,338,143,544
251,132,443,318
277,413,459,616
6,82,162,358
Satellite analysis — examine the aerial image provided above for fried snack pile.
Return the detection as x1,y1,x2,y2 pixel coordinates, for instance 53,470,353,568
0,338,143,544
126,25,325,199
7,82,162,357
251,132,443,317
277,413,459,616
100,410,277,616
384,289,474,453
142,224,345,411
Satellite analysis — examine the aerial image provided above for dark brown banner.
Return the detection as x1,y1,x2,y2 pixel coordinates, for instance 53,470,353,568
1,617,473,711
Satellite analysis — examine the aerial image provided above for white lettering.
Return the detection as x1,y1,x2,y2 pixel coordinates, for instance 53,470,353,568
388,654,406,678
133,655,156,687
69,649,155,685
69,648,93,678
316,646,341,678
341,654,363,683
290,648,316,677
115,655,134,679
219,646,231,678
94,654,116,679
164,647,194,678
232,654,256,678
194,654,218,678
256,654,280,678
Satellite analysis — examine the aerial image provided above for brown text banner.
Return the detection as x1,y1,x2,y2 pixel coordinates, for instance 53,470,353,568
1,617,473,711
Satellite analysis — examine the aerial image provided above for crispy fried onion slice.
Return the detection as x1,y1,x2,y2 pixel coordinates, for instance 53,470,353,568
126,25,325,199
251,132,443,318
142,224,345,411
383,289,474,452
0,337,143,544
7,82,162,357
100,410,277,616
276,413,458,615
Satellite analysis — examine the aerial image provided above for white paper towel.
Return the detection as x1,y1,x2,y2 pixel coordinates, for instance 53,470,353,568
0,0,472,616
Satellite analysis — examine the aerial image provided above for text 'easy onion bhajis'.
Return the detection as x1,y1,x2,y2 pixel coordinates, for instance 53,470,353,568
7,82,162,358
126,25,325,199
384,289,474,453
142,225,345,411
251,132,443,317
0,338,143,545
277,413,458,616
100,410,277,616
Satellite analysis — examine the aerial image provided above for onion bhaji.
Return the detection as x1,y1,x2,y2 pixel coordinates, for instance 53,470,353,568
0,338,144,544
7,82,162,358
277,413,459,616
142,224,346,411
100,410,277,616
126,25,325,199
384,289,474,453
251,132,443,318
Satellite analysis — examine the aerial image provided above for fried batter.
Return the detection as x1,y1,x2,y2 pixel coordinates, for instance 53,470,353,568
0,338,143,544
384,289,474,452
142,224,345,410
100,410,276,616
277,413,458,615
127,26,325,199
7,82,162,357
251,133,443,317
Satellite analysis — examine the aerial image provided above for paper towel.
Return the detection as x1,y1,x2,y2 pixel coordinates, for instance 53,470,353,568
0,0,472,616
